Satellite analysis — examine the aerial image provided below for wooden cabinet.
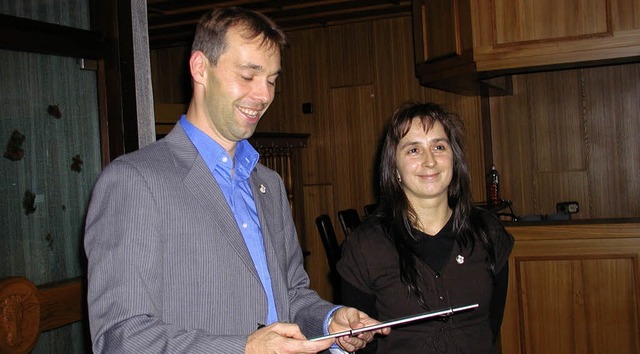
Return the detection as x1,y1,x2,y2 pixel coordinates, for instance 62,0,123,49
473,0,640,71
501,221,640,354
412,0,640,95
412,0,492,95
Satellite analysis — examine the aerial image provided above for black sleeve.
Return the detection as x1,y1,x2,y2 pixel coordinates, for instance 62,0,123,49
489,261,509,343
341,277,377,319
340,277,379,353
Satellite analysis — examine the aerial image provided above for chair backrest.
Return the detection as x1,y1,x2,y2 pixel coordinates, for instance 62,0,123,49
363,203,377,216
315,214,341,303
337,208,361,238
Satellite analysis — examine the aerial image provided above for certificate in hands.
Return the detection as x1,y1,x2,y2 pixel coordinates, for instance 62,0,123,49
310,303,479,341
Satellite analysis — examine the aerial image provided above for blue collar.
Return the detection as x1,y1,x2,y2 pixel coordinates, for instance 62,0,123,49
179,115,259,179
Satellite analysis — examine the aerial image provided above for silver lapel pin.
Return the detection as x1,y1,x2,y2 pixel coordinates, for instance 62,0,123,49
456,255,465,264
259,184,267,194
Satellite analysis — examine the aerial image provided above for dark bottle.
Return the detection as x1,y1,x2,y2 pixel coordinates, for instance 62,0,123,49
486,164,501,207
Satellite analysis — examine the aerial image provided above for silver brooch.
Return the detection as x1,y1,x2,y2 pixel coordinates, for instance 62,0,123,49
456,255,464,264
259,184,267,194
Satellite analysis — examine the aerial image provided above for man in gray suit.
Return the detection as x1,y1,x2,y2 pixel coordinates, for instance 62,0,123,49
84,6,388,354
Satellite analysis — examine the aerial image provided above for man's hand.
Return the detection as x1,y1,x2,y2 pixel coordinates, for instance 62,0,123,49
328,307,391,352
245,322,334,354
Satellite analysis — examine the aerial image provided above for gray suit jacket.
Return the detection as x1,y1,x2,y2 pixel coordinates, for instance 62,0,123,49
85,124,335,353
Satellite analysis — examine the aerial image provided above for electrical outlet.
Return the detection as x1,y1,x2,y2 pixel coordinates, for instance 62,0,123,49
556,201,579,214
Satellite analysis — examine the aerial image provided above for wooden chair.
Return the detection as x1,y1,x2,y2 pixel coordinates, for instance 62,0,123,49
315,215,342,303
337,208,361,238
0,276,85,354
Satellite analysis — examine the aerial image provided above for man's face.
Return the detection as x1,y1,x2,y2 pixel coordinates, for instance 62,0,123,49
203,26,281,147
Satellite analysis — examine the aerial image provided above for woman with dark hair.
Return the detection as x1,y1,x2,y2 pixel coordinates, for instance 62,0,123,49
337,101,514,353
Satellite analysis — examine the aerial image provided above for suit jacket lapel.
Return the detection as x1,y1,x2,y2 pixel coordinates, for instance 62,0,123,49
251,172,289,320
166,125,259,281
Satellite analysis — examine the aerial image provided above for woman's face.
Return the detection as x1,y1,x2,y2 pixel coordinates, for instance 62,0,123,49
395,118,454,206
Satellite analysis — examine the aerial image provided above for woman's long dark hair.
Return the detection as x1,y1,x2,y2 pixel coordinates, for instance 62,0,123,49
377,101,496,308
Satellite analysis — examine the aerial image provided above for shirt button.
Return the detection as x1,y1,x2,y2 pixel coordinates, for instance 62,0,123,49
222,156,228,163
242,223,248,228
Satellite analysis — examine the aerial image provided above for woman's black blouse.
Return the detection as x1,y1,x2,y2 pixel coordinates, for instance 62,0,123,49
337,210,514,354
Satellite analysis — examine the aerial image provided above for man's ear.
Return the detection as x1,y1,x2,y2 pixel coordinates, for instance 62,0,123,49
189,51,208,86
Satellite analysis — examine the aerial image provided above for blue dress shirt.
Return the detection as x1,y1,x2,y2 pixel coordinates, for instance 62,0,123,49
180,116,278,325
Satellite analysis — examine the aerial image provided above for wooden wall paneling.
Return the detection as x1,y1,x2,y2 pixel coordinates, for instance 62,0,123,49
149,46,191,103
490,63,640,219
526,70,591,216
330,86,378,214
489,76,537,217
582,63,640,218
527,70,586,173
372,17,428,118
535,172,590,219
258,90,289,132
454,96,485,201
302,184,335,301
276,28,334,185
299,125,335,186
277,29,325,135
327,22,375,88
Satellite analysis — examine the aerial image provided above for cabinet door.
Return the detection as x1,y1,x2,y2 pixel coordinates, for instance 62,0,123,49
502,224,640,354
472,0,640,71
491,0,608,44
412,0,473,63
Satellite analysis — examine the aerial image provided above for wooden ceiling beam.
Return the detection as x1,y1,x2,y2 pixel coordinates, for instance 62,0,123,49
147,0,411,49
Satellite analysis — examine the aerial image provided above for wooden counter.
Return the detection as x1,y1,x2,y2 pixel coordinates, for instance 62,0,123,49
500,220,640,354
